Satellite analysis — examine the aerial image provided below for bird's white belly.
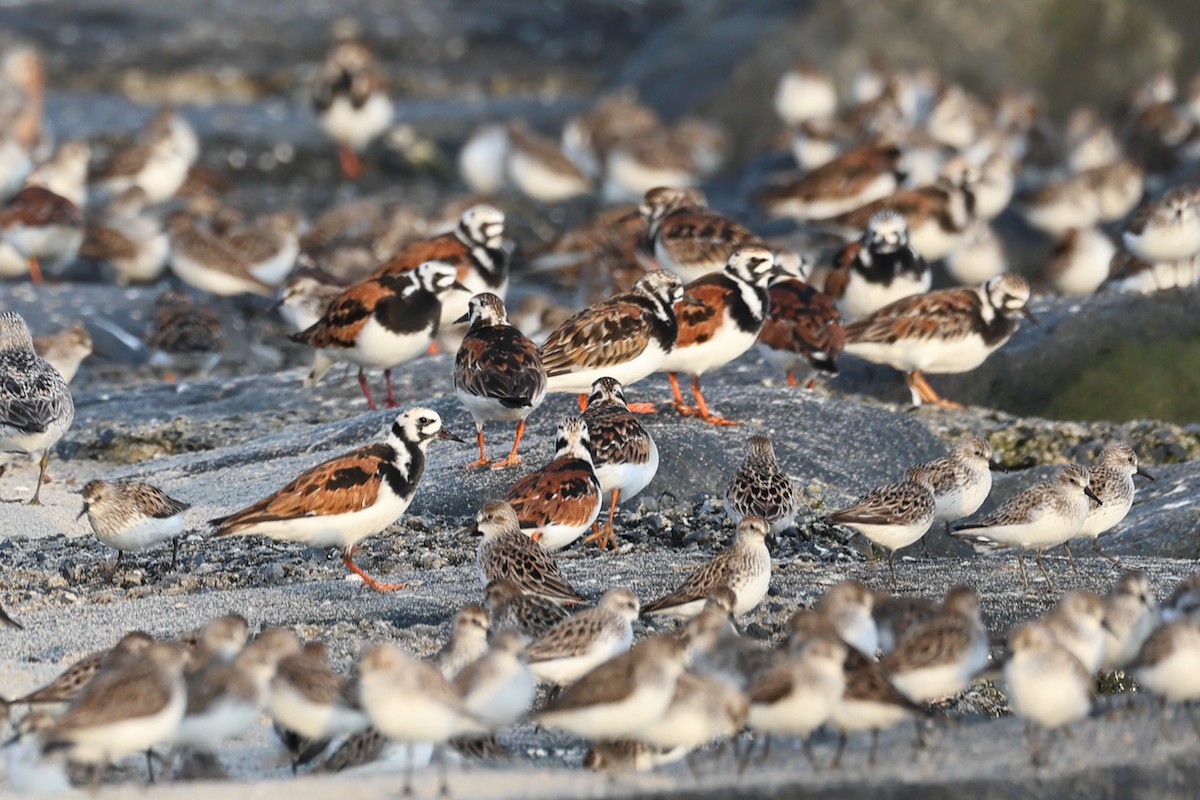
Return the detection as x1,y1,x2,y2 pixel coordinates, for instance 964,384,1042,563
506,150,589,203
593,441,658,500
545,342,667,394
96,513,184,552
320,95,394,151
169,252,263,297
839,273,929,321
845,519,931,551
337,316,433,370
846,332,993,374
231,487,410,549
659,324,757,376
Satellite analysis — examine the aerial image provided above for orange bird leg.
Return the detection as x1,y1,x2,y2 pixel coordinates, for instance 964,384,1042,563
786,370,798,388
690,375,739,426
668,372,699,417
907,370,964,410
466,428,491,469
357,368,378,410
384,369,399,409
26,257,43,285
337,146,362,179
577,393,588,412
490,419,527,470
626,401,657,414
530,530,543,543
342,547,407,592
583,488,621,550
426,341,440,356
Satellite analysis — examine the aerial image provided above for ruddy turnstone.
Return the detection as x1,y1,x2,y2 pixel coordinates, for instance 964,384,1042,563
879,586,988,703
1101,571,1157,671
14,630,155,705
79,187,170,285
274,272,342,387
534,635,689,741
1043,590,1107,674
434,604,491,680
842,273,1035,409
638,186,765,284
524,587,639,686
452,629,536,732
210,407,462,592
269,636,366,743
773,58,837,126
904,437,993,528
538,269,683,410
43,642,187,782
724,435,797,535
483,578,571,638
816,580,879,657
744,633,847,768
312,29,393,179
454,293,546,470
659,246,778,425
1003,622,1092,766
829,648,927,768
373,204,509,332
642,516,772,620
145,289,225,379
579,377,659,549
828,480,936,583
291,261,465,409
952,464,1100,592
78,479,191,571
0,311,74,504
167,214,274,297
503,417,602,552
1076,444,1154,562
639,669,747,759
1122,187,1200,263
0,185,83,283
474,500,586,605
759,143,904,221
756,261,844,388
32,322,91,384
504,120,592,203
1045,227,1117,296
825,210,931,320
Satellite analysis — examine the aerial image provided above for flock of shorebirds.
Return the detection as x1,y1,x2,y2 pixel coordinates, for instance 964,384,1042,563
0,19,1197,795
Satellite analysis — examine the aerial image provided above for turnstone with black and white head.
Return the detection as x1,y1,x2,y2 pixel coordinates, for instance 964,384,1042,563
843,273,1035,409
579,377,658,549
758,143,904,221
827,481,936,583
78,479,191,571
504,417,602,551
312,26,393,179
638,186,766,284
524,587,640,686
454,293,546,470
952,464,1100,593
0,185,83,283
659,246,778,425
291,261,465,409
1075,443,1155,562
725,435,797,536
825,209,931,320
210,407,462,591
539,269,683,411
756,256,844,389
0,311,74,504
905,437,993,527
642,516,772,620
1122,186,1200,264
32,322,91,384
474,500,586,605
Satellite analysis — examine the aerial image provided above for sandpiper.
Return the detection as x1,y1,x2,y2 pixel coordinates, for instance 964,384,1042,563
483,578,571,639
1004,622,1093,765
879,586,989,702
474,500,586,605
524,588,639,686
1075,444,1155,562
827,481,936,583
78,479,191,571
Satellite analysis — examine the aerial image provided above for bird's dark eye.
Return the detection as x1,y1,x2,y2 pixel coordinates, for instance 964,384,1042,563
419,417,431,426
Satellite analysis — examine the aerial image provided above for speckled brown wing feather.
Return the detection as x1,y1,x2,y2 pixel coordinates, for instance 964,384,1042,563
525,612,609,662
0,187,82,228
52,659,171,731
94,143,152,180
1130,621,1179,669
506,457,600,529
16,654,103,704
538,298,654,375
582,404,652,468
275,653,345,704
372,233,469,277
291,276,394,349
211,443,388,532
843,287,980,346
759,279,844,371
842,649,925,712
825,187,940,231
829,482,934,526
880,618,972,673
656,209,764,267
642,552,734,614
674,279,733,348
456,326,546,408
80,225,138,261
540,651,636,711
483,533,586,605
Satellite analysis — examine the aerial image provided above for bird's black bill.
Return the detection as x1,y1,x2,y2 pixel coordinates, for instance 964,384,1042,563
1021,307,1039,326
1085,486,1102,504
1136,467,1156,481
438,427,465,443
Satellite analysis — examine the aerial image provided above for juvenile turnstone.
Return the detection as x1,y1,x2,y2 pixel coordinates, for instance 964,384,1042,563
32,322,91,384
79,188,170,285
503,417,602,551
1076,444,1155,562
504,120,592,203
829,648,927,767
312,30,393,179
879,586,988,702
534,635,689,740
434,604,491,680
145,289,225,379
211,407,461,592
43,642,187,778
642,516,772,620
842,273,1035,409
638,186,765,284
373,204,509,332
1122,187,1200,264
78,479,191,571
825,210,931,321
274,272,342,387
269,635,366,743
454,293,546,470
452,629,536,732
659,246,778,425
773,58,837,126
0,311,74,504
952,464,1100,592
745,633,847,766
1043,590,1107,674
639,670,748,758
0,185,83,283
827,481,936,583
167,214,274,297
483,578,571,638
524,587,639,686
474,500,586,605
14,630,155,705
1003,622,1092,765
1044,226,1117,296
816,580,879,657
579,377,659,549
904,437,993,527
291,261,465,409
1101,571,1157,671
756,262,844,388
760,143,904,221
357,643,483,795
539,269,683,409
724,435,797,535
